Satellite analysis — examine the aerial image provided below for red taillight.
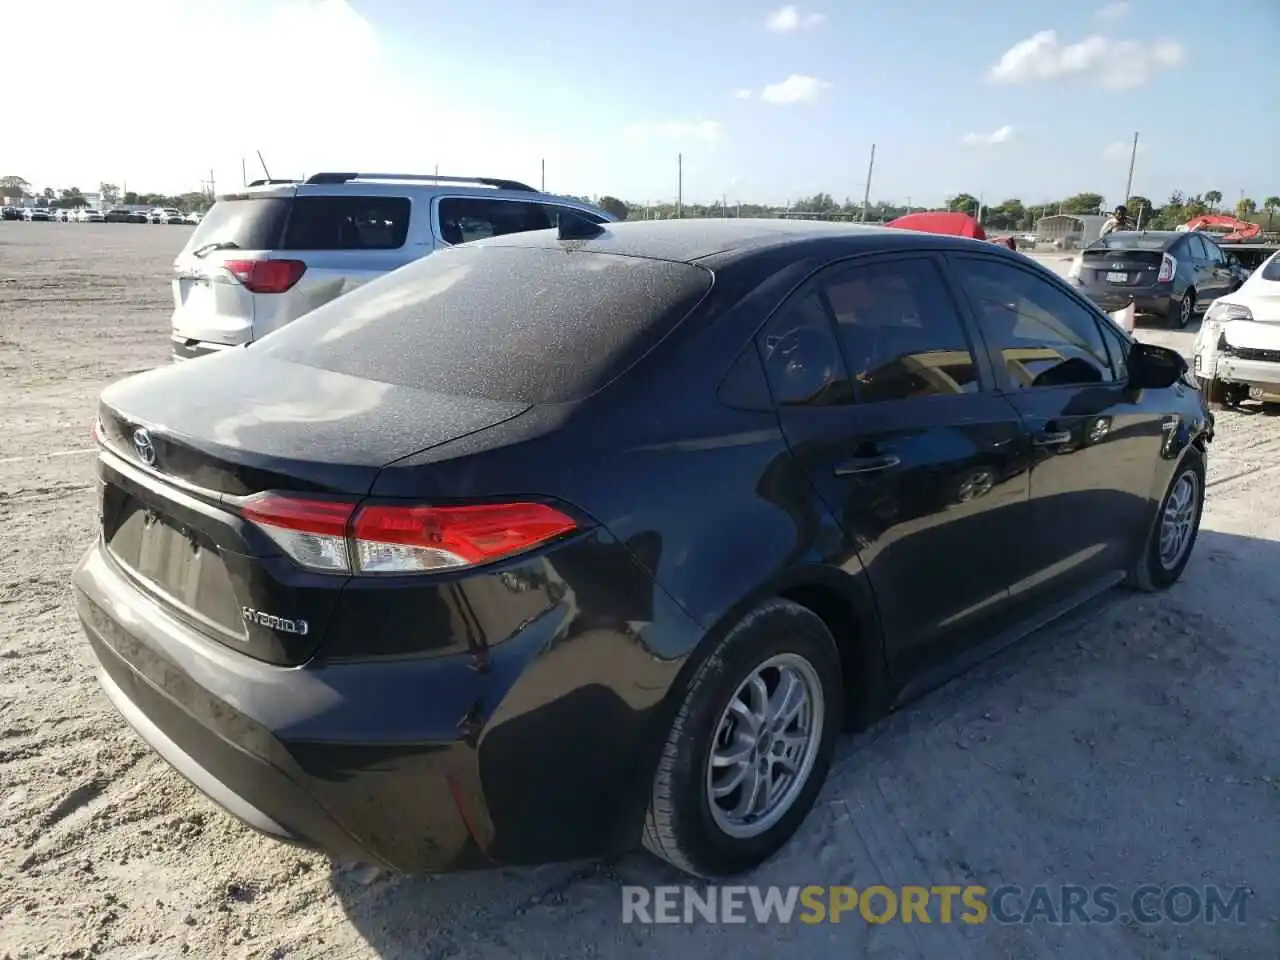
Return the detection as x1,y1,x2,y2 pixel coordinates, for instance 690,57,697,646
223,258,307,294
91,417,102,443
1157,253,1176,283
239,493,578,575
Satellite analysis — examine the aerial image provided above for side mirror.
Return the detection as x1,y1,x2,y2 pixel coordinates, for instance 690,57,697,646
1128,341,1185,390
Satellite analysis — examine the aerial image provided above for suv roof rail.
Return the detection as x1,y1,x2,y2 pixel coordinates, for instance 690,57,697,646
246,178,302,187
303,172,539,192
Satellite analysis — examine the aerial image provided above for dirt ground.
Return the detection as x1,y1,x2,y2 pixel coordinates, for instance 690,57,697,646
1,224,1277,959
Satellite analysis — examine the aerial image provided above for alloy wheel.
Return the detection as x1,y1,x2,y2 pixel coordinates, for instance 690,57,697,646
705,653,825,840
1158,470,1199,570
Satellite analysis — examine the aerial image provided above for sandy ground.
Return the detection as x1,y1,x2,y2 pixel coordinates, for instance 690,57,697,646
1,225,1277,959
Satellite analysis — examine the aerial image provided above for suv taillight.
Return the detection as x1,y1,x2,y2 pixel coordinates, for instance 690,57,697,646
224,259,306,294
240,494,579,575
1157,253,1176,283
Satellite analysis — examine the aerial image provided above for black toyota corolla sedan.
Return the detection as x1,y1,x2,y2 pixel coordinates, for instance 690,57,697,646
74,217,1212,879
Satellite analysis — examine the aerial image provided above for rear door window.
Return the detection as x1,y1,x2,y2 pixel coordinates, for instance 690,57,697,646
280,196,411,250
821,256,982,403
437,197,555,245
183,198,289,252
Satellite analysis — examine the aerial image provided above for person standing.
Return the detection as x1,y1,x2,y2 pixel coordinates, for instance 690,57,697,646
1099,204,1135,237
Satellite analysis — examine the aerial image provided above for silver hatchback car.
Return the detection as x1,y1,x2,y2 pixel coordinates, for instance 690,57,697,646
169,172,615,360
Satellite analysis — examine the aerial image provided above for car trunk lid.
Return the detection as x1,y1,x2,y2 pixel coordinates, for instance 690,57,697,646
171,194,293,347
96,351,530,664
1080,248,1165,287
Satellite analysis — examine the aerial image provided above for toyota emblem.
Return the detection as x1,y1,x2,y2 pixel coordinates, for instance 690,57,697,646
132,427,156,466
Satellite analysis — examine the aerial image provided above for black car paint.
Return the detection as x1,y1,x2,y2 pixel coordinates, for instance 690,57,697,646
73,222,1212,873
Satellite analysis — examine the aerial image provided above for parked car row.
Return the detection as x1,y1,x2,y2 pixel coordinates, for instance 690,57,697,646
75,171,1214,881
0,206,200,224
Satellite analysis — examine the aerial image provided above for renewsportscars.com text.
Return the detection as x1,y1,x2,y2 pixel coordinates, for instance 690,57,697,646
621,884,1249,926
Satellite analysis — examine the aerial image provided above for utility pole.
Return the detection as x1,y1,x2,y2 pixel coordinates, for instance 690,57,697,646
676,153,683,219
860,143,876,222
541,158,545,192
1122,131,1139,205
905,196,912,214
207,169,215,200
241,158,247,187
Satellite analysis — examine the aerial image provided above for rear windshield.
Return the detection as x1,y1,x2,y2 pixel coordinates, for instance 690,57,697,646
1088,235,1170,251
1261,253,1280,282
184,197,289,252
254,246,714,404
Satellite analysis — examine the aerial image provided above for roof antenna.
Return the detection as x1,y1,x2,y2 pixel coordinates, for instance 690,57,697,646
558,210,605,241
256,150,272,180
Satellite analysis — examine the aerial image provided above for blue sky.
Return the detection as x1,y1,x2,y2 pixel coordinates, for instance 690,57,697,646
6,0,1276,208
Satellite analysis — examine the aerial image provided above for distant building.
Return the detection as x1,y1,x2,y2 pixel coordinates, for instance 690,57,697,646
1035,214,1109,248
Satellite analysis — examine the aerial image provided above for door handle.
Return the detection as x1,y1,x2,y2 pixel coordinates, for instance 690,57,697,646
834,454,901,476
1032,430,1072,447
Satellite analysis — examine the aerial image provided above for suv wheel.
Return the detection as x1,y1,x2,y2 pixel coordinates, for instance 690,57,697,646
1126,448,1205,591
642,598,843,878
1171,289,1196,329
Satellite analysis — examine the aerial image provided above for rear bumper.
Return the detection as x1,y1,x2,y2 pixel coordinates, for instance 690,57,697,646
1214,355,1280,397
73,537,675,871
1078,285,1174,316
171,335,241,361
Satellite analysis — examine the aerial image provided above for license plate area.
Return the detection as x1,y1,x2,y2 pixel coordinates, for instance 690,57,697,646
103,486,246,639
1106,271,1128,283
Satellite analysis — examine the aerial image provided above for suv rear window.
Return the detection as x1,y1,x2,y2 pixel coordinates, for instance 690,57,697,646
183,197,289,252
281,196,411,250
255,246,713,403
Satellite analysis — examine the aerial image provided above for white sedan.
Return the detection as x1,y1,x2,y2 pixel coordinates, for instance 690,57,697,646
1193,248,1280,406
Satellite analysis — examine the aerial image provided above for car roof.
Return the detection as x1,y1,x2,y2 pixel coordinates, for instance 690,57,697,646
465,216,998,264
1094,230,1184,246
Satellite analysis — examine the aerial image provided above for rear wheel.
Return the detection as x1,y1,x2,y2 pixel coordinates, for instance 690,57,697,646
1170,288,1196,328
642,599,842,878
1126,448,1205,592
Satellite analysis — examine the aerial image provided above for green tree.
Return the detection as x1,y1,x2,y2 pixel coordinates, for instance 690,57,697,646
41,187,55,201
1264,196,1280,230
596,195,629,220
54,187,86,209
99,182,121,206
1204,189,1222,212
948,193,979,214
1060,192,1105,215
0,175,30,197
1235,197,1257,218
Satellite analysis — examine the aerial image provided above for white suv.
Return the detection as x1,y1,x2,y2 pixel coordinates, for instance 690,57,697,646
169,172,615,360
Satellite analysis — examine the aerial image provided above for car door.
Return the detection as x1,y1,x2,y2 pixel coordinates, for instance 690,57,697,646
1198,235,1235,301
758,253,1032,678
1182,235,1218,303
947,253,1169,607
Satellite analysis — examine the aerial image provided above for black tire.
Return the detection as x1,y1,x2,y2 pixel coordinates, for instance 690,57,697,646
641,598,843,878
1126,447,1205,592
1170,288,1196,328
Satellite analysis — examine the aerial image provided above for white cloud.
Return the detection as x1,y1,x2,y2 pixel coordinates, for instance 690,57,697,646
623,121,722,144
988,29,1185,88
1095,1,1129,21
766,5,825,32
733,88,754,99
760,74,831,104
962,125,1014,145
